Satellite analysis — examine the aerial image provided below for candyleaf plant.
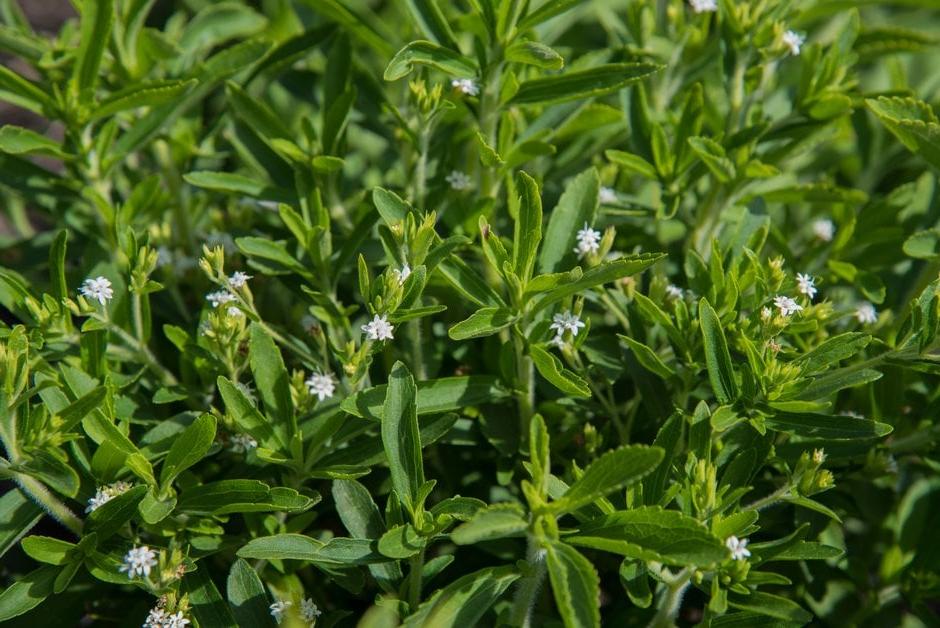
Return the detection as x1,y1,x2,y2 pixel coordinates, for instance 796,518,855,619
2,0,940,626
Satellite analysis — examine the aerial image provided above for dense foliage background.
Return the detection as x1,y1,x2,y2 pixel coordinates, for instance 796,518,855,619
2,0,940,626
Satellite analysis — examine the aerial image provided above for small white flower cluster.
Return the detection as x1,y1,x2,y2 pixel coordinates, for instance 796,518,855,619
796,273,817,300
269,598,321,626
855,302,877,325
813,219,835,242
689,0,717,13
229,271,252,288
773,295,803,317
598,186,617,204
362,314,394,341
305,372,336,401
269,600,291,624
229,432,258,453
119,545,159,579
665,284,685,300
143,604,190,628
574,223,602,258
85,480,133,513
726,535,751,561
548,310,585,349
446,170,472,190
80,276,114,306
392,263,412,285
301,598,323,625
783,30,805,56
451,78,479,96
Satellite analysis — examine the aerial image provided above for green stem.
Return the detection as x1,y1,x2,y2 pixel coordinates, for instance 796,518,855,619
414,126,431,209
743,482,793,512
514,333,535,444
509,538,547,628
648,567,692,628
407,550,425,610
14,472,83,536
103,316,178,386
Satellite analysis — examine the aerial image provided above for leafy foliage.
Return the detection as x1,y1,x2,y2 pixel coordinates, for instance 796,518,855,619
1,0,940,626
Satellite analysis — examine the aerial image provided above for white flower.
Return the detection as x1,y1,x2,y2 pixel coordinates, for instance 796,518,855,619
451,78,479,96
392,263,412,285
143,606,167,628
796,273,817,300
726,535,751,561
812,219,835,242
270,600,292,624
574,222,602,258
305,372,336,402
85,481,133,513
666,285,684,300
598,187,617,204
300,598,322,624
773,295,803,317
689,0,717,13
229,433,257,453
156,246,173,268
547,334,566,349
206,290,236,308
160,612,190,628
361,314,394,341
80,276,114,306
228,271,252,288
119,545,158,579
783,30,805,56
549,311,586,337
227,305,243,317
760,306,773,323
855,302,877,325
446,170,473,190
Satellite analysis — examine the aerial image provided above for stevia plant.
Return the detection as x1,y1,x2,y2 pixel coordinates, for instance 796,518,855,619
2,0,940,626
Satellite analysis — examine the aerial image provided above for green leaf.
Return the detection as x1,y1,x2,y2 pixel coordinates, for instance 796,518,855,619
688,136,735,182
0,125,68,158
545,542,601,628
448,307,517,340
867,96,940,170
402,565,519,628
235,236,307,276
249,323,295,435
296,0,395,57
378,523,426,559
903,228,940,259
451,503,528,544
85,485,147,542
238,534,385,565
794,367,882,401
513,171,543,281
373,187,411,225
506,40,564,70
21,536,75,565
699,298,738,404
605,150,657,179
0,565,58,621
618,335,675,380
519,0,588,29
382,362,425,513
92,79,197,120
762,411,892,439
57,386,108,432
727,591,812,623
794,333,871,375
333,480,402,589
184,171,276,198
566,507,728,566
159,413,217,489
531,344,592,397
182,567,238,628
227,559,276,628
177,480,314,515
218,376,286,450
0,489,41,559
539,168,599,273
385,40,477,81
0,65,52,114
510,63,663,105
72,0,114,99
403,0,458,50
532,253,665,312
552,445,663,513
341,375,508,421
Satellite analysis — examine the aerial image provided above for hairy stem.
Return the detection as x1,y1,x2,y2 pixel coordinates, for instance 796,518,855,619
14,472,83,536
509,538,547,628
